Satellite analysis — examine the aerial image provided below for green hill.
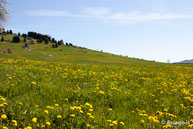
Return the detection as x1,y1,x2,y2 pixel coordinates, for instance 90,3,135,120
174,59,193,64
0,34,158,65
1,33,193,129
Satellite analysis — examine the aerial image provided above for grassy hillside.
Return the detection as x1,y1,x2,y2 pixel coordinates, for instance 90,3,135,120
174,59,193,64
0,33,193,129
0,34,158,65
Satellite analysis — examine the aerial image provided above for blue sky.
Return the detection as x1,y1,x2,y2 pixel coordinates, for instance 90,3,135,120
6,0,193,62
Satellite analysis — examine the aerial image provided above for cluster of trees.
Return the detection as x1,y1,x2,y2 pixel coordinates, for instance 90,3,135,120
27,32,52,44
10,31,74,47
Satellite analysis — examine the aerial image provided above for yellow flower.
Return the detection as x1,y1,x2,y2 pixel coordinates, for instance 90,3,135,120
3,103,8,106
107,120,112,123
1,114,7,119
57,115,62,119
108,108,112,111
35,105,39,107
87,113,91,116
163,124,172,128
44,110,49,114
32,117,37,123
110,124,114,127
153,119,159,124
120,121,125,126
70,107,75,110
26,126,32,129
2,126,8,129
70,114,75,117
86,123,91,127
0,104,4,107
31,81,36,85
140,119,145,124
46,121,51,126
188,124,193,128
112,121,118,125
1,97,6,101
12,120,17,126
55,104,59,107
36,124,40,128
89,115,94,119
79,110,84,114
89,108,93,112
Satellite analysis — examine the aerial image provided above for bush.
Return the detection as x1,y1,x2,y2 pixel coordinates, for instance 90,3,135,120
12,36,20,43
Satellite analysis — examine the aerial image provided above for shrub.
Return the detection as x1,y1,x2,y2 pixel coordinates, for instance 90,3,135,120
12,36,20,43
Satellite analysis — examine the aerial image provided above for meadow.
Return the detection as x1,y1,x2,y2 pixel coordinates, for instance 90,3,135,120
0,34,193,129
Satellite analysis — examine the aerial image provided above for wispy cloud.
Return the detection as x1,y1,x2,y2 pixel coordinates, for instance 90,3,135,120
25,7,192,24
26,10,71,17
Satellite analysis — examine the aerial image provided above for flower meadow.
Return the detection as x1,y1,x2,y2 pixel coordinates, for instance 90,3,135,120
0,58,192,129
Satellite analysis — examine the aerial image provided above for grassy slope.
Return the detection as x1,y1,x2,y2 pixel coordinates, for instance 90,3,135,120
0,34,192,129
0,34,159,65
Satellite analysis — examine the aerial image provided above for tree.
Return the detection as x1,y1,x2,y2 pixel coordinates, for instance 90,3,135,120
0,0,8,27
12,36,20,43
58,40,64,45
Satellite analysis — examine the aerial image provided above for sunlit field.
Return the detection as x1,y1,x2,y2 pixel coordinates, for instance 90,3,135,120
0,58,192,129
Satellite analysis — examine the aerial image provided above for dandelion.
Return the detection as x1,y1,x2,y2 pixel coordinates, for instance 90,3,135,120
2,126,8,129
163,124,172,128
25,126,32,129
107,120,112,123
112,121,118,125
120,121,125,126
3,103,7,106
188,124,193,128
89,115,94,119
32,117,37,123
110,124,114,127
36,124,40,128
46,121,51,126
55,104,59,107
44,110,48,114
140,119,145,124
79,110,84,114
70,114,75,117
1,114,7,119
89,108,93,112
86,123,91,127
31,81,36,85
57,115,62,119
0,104,4,107
87,113,91,116
153,119,159,124
1,97,5,101
108,108,112,111
12,120,17,126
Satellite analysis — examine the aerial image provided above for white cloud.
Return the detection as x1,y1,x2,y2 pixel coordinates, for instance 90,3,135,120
26,10,70,16
25,8,192,24
82,7,110,16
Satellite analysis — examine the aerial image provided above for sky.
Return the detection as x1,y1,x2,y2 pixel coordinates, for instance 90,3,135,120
5,0,193,63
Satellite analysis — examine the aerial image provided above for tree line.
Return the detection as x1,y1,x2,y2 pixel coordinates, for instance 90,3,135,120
1,29,75,48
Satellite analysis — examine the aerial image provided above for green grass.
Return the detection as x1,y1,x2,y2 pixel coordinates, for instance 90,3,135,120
0,34,159,65
0,34,192,129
